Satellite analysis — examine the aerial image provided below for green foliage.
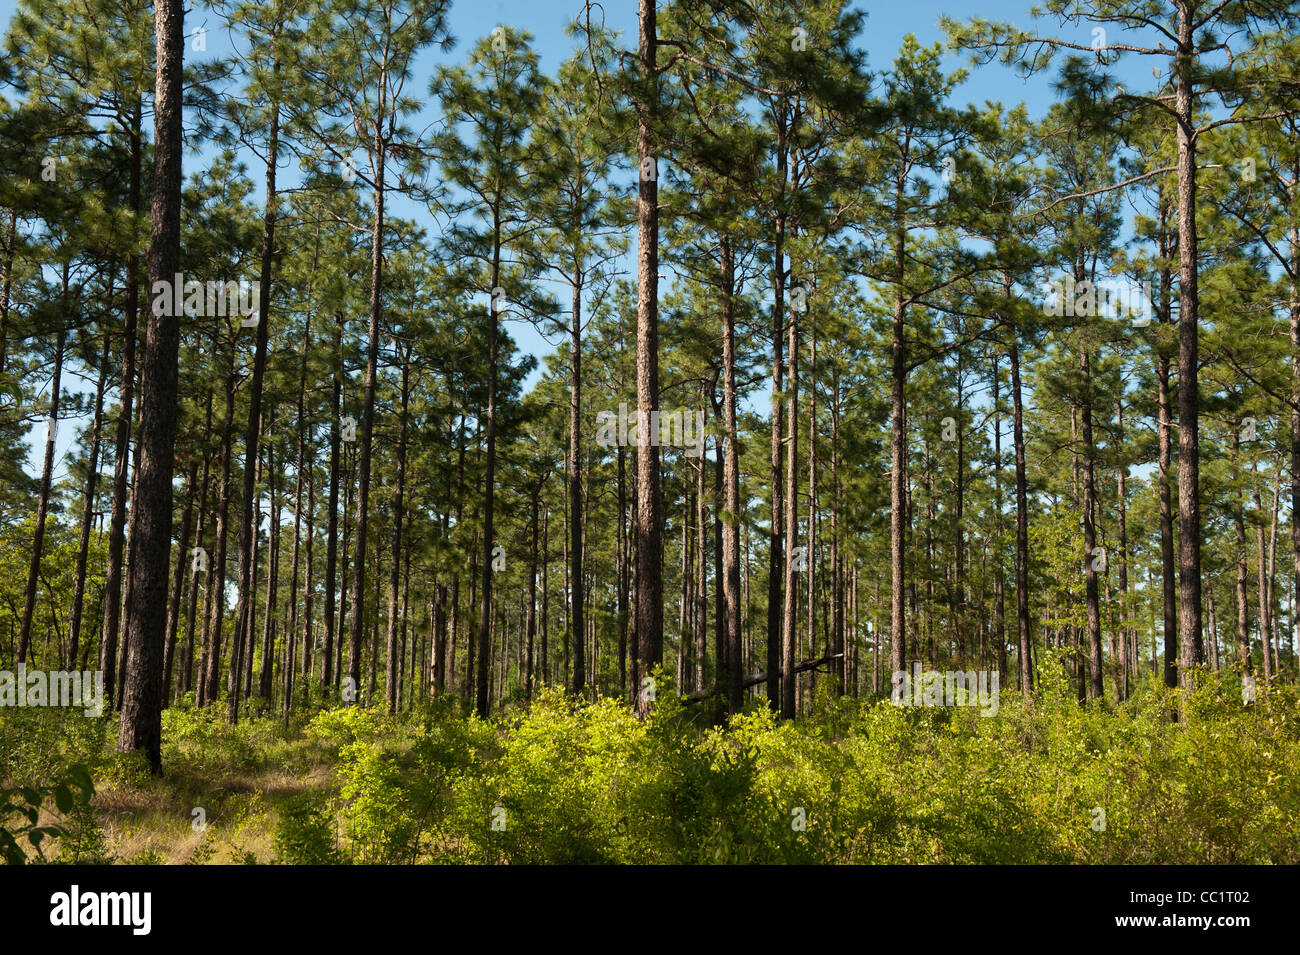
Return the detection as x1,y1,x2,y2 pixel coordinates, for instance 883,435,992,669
0,763,95,864
0,706,111,784
273,793,340,865
318,683,1300,864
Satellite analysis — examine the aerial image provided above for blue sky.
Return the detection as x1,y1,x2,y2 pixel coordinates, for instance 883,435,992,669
5,0,1160,479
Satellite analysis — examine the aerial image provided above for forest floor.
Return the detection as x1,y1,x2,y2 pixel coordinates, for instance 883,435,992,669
4,656,1300,865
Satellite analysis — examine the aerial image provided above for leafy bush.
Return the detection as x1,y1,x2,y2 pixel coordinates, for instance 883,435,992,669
328,674,1300,865
273,793,340,865
0,764,96,864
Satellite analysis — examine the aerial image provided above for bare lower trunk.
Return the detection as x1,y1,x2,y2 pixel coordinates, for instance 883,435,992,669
1174,3,1204,690
569,280,585,693
119,0,184,774
18,315,67,663
720,237,742,712
781,289,799,719
632,0,663,709
100,98,143,709
1010,337,1031,694
69,339,109,664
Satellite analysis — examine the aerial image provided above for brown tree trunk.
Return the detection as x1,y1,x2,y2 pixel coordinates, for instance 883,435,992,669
476,226,501,717
386,350,409,714
119,0,184,773
162,461,197,703
781,283,800,719
569,279,585,693
1289,216,1300,685
322,310,343,689
18,310,67,663
720,237,742,712
181,396,213,699
1174,2,1204,689
1234,444,1252,677
1155,199,1179,689
68,337,109,665
1080,339,1103,700
889,219,908,677
257,443,280,702
100,96,143,709
992,354,1007,684
1010,337,1031,695
633,0,663,710
1253,462,1274,684
350,119,388,705
202,378,237,706
526,485,539,699
230,92,280,723
1116,399,1132,701
767,108,787,712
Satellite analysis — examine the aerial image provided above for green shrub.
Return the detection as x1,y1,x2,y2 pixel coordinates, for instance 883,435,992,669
273,793,340,865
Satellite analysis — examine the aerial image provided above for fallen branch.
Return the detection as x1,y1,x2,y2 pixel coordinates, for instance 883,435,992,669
682,653,845,702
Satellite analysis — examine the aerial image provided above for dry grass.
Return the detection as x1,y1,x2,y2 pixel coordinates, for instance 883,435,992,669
49,721,341,864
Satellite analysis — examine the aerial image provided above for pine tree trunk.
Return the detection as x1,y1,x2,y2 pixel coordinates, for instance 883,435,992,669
350,120,387,705
1080,336,1103,700
781,284,800,720
569,278,585,693
202,378,237,706
992,354,1007,685
68,337,109,665
1116,399,1131,701
1156,234,1179,689
182,395,213,699
476,225,501,717
1289,216,1300,685
526,484,540,699
322,310,343,689
889,217,908,677
231,91,279,723
100,96,143,709
118,0,184,773
1010,336,1031,695
385,351,409,714
18,307,67,663
633,0,663,710
1174,2,1204,689
258,442,280,701
766,109,787,712
616,445,627,694
1253,464,1273,684
1234,438,1252,677
162,461,197,703
720,237,742,712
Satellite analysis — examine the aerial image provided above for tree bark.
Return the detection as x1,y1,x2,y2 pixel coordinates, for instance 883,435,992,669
475,221,502,717
100,96,143,710
68,336,109,665
569,278,585,693
633,0,663,710
1174,2,1204,689
119,0,184,774
1080,335,1103,700
766,106,787,712
201,378,236,706
1010,336,1031,695
349,118,387,705
322,310,343,689
781,282,799,719
385,349,409,714
720,236,743,712
162,461,197,703
230,90,280,723
18,310,67,663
